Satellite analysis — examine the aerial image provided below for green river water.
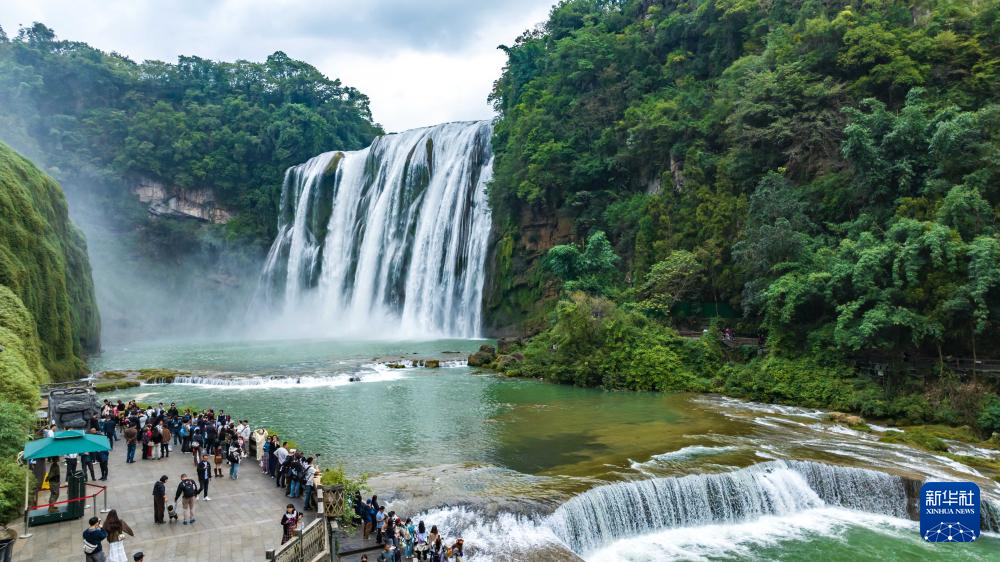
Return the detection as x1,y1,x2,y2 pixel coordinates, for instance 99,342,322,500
93,338,1000,561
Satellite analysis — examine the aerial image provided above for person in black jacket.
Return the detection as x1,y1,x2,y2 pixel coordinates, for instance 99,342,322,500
153,475,168,523
196,454,213,500
174,473,200,525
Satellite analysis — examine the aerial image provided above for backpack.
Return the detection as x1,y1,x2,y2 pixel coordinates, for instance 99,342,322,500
181,479,198,498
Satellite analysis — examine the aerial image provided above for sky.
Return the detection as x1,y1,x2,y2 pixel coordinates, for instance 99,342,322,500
0,0,554,132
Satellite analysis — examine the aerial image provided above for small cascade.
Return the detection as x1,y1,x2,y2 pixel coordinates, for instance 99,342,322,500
546,460,910,555
983,497,1000,533
252,120,493,338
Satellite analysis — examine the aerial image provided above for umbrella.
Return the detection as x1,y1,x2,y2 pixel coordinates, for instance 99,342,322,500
23,430,110,460
19,430,112,538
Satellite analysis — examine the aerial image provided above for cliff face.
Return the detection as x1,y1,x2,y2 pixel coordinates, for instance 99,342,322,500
0,141,100,381
133,179,234,223
482,203,577,337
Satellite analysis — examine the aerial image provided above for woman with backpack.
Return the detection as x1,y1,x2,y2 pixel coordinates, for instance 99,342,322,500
227,443,241,479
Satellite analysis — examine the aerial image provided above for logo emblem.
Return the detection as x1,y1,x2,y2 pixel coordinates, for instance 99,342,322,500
920,481,980,542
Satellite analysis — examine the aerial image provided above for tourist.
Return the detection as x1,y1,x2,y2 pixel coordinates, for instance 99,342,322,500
190,429,202,464
103,509,134,562
197,454,213,501
153,475,168,524
174,472,200,525
45,457,60,512
179,420,191,452
169,415,182,447
151,422,163,459
133,553,144,561
102,415,117,449
450,538,465,562
302,457,317,510
83,516,108,562
97,448,110,481
362,499,373,541
427,525,440,549
280,503,300,545
160,422,171,458
124,423,138,464
375,506,386,545
385,510,397,547
141,425,154,460
274,441,289,486
239,420,251,456
403,518,415,558
213,444,224,477
414,520,428,560
227,441,241,479
45,423,55,438
429,537,443,562
377,544,393,562
261,435,272,474
66,452,79,474
81,449,97,480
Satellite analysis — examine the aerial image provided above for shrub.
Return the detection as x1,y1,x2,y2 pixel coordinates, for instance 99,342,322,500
978,395,1000,436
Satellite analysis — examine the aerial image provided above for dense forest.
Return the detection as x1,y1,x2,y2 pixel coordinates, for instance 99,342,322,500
0,141,98,521
0,22,381,246
486,0,1000,431
0,24,382,340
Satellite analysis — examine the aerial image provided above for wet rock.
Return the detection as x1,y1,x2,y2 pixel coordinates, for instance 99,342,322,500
494,354,521,370
468,349,496,368
423,359,440,369
827,411,865,426
496,338,521,354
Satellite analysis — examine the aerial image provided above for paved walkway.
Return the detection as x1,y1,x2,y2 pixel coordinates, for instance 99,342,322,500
11,442,318,561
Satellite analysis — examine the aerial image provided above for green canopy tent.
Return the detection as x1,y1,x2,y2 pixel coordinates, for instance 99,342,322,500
23,430,111,460
20,430,111,537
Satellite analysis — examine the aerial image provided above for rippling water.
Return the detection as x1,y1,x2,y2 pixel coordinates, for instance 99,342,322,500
94,338,1000,560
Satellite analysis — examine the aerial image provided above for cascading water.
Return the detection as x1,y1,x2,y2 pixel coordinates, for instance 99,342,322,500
545,461,907,555
252,120,493,338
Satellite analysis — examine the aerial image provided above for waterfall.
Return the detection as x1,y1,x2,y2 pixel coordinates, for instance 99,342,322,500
546,460,909,555
253,121,493,338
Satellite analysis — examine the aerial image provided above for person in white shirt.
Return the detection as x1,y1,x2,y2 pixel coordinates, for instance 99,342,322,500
238,422,251,457
45,424,56,438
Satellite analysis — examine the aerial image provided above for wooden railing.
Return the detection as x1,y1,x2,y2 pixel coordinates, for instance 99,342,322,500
265,518,328,562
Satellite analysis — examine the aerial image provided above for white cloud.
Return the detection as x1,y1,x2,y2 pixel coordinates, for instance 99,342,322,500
0,0,553,132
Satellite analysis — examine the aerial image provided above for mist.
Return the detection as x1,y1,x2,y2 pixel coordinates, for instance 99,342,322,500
62,179,265,347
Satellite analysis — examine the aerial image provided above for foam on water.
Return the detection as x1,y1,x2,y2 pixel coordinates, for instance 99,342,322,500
585,507,914,562
163,363,411,389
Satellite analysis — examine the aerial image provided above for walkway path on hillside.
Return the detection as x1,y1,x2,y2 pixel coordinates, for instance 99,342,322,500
12,443,318,561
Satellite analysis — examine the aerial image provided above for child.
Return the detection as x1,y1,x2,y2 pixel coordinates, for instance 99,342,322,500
167,504,178,523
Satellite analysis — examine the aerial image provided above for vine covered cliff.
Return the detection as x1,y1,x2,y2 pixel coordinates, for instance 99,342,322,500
0,141,100,381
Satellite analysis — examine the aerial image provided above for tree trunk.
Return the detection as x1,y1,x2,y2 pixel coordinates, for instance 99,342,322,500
937,342,945,380
971,331,977,385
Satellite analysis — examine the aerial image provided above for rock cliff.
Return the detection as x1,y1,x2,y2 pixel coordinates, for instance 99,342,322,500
134,179,233,223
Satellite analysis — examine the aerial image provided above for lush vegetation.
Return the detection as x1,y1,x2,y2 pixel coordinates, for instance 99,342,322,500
0,142,100,522
0,23,381,247
0,142,99,378
488,0,1000,432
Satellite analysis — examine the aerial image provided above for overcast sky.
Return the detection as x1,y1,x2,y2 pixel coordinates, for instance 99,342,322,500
1,0,554,132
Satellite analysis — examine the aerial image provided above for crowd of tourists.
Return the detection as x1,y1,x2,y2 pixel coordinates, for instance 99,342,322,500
352,493,466,562
56,398,467,561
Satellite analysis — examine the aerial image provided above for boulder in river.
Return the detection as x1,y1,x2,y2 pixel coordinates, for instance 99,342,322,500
424,359,440,368
468,346,497,367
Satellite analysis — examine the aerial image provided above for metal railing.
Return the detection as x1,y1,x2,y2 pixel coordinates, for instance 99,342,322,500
265,518,328,562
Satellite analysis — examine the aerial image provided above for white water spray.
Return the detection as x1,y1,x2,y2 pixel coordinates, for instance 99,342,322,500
252,121,493,338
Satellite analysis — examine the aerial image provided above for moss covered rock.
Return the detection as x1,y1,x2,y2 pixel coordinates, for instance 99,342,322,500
0,142,99,380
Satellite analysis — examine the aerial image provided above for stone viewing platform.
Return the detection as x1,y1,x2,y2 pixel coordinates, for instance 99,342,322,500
12,443,320,561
